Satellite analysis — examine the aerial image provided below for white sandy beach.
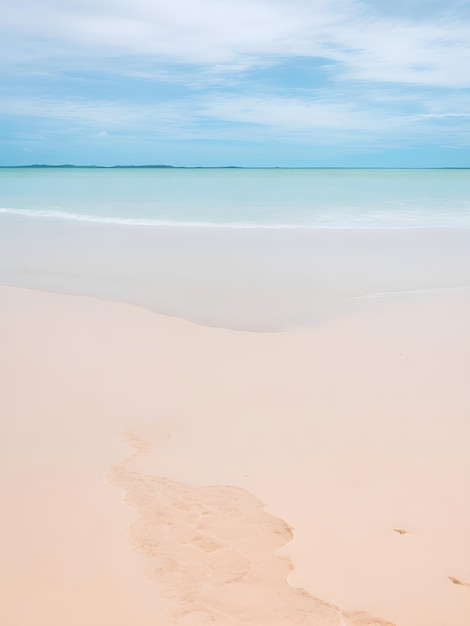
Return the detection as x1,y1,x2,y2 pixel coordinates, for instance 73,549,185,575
3,0,470,622
1,285,469,625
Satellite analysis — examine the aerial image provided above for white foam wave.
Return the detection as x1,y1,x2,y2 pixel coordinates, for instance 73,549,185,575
1,206,470,230
0,207,306,230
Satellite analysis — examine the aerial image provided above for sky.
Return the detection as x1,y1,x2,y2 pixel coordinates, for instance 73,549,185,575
1,0,470,166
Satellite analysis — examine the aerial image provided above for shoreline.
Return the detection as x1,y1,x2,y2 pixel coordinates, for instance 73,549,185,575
1,285,469,625
2,222,470,332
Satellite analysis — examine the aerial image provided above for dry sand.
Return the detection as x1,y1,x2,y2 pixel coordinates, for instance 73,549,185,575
1,285,469,625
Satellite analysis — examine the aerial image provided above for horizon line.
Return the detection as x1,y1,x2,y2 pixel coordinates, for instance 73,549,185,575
1,164,469,170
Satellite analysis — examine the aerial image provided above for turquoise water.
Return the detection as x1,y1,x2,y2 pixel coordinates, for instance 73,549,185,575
1,167,470,228
1,168,470,329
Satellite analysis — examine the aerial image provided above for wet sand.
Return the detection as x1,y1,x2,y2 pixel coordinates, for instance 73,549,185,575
1,285,469,625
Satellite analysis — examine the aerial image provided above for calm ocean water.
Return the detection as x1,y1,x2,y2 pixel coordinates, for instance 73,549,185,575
1,168,470,329
1,167,470,229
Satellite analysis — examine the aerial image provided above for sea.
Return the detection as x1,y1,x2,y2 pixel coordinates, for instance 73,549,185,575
1,167,470,329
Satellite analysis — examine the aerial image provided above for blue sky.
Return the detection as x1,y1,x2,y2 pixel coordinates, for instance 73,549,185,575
1,0,469,166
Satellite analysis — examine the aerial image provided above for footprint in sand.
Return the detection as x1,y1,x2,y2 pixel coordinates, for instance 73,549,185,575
449,577,470,587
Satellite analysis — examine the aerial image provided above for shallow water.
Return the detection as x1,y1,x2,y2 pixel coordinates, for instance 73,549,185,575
1,167,470,228
1,168,470,330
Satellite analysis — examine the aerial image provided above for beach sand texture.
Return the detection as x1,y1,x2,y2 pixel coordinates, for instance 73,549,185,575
1,285,469,625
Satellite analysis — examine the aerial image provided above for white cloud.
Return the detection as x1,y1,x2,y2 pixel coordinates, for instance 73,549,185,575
2,1,469,152
3,90,469,148
199,95,380,131
1,0,470,88
0,97,199,143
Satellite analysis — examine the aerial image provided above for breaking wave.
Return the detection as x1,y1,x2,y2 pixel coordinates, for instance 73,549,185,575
2,206,470,229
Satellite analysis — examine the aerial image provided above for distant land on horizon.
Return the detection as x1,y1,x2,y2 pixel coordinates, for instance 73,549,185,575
1,164,177,169
0,165,469,170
